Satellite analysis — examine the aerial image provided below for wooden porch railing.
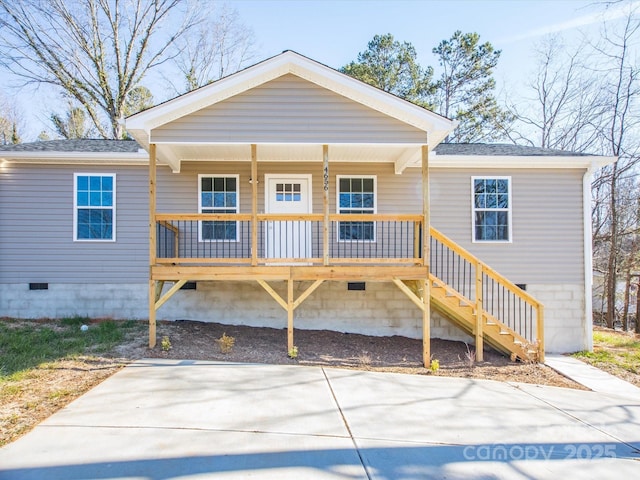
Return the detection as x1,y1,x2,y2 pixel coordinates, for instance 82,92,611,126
153,213,544,361
430,228,544,361
155,213,423,265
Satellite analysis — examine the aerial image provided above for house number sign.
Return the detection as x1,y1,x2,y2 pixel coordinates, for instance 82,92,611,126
323,164,329,192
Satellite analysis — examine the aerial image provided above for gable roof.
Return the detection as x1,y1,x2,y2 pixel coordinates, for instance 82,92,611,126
128,50,454,136
125,51,457,171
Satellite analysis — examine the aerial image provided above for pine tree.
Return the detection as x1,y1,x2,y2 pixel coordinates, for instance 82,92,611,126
340,33,434,108
432,31,513,142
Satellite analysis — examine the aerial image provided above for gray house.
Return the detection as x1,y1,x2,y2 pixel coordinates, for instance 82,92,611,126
0,51,614,364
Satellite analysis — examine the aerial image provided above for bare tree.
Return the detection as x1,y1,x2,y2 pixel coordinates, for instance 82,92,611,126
592,10,640,328
598,173,640,329
0,93,24,145
509,4,640,329
0,0,199,139
172,2,256,92
507,35,605,152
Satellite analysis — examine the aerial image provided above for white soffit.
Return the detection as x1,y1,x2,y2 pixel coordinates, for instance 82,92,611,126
165,143,421,164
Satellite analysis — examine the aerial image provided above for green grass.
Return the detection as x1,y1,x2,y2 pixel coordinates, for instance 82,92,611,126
573,329,640,376
0,318,140,381
593,330,640,349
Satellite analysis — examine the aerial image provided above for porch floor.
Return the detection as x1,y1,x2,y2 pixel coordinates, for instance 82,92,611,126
151,265,429,282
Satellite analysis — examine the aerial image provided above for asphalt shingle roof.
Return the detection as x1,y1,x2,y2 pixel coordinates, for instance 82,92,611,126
1,139,594,157
433,143,593,156
0,139,140,153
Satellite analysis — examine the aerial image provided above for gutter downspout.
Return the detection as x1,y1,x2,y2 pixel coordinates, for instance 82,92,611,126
583,164,595,352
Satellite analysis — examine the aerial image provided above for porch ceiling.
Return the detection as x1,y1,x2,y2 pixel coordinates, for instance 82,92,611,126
155,143,423,173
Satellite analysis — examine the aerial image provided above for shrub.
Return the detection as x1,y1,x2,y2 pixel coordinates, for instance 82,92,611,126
216,333,235,354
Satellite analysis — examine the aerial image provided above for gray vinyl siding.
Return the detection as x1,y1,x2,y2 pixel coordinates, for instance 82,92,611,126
428,168,585,284
1,162,585,285
0,163,149,283
158,162,420,260
151,74,427,145
160,161,418,215
159,163,585,283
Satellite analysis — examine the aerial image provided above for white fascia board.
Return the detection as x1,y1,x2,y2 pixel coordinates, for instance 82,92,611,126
425,154,617,169
1,151,149,165
128,129,150,151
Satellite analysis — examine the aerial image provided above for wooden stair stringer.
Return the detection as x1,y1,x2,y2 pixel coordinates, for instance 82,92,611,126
427,274,535,362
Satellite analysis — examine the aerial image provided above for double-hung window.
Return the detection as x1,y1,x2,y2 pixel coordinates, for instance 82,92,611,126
337,176,376,241
74,173,115,241
472,177,511,242
199,175,238,241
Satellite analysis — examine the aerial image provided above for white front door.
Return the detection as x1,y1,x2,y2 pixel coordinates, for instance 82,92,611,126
265,174,312,260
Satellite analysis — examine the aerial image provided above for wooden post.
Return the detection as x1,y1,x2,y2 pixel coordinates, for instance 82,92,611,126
149,280,156,348
413,221,420,262
422,278,430,367
149,143,157,348
251,144,258,266
421,144,431,367
422,145,430,267
475,262,484,362
537,304,545,362
287,277,294,352
323,144,329,266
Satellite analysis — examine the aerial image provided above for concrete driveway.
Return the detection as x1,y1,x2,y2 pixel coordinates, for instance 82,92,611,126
0,359,638,479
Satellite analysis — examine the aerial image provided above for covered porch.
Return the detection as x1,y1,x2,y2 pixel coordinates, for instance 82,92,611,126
145,140,544,366
147,142,436,366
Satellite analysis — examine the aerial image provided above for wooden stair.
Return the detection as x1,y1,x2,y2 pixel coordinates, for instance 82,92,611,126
404,275,539,363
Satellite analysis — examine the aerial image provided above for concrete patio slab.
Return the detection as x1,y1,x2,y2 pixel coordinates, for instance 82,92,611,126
40,360,348,437
0,359,639,479
322,368,630,446
512,381,640,451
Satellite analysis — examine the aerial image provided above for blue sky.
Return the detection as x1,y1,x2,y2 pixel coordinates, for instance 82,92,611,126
231,0,624,81
4,0,638,140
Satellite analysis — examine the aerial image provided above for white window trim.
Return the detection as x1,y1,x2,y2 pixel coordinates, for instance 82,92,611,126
198,174,240,242
471,176,512,243
73,173,116,242
336,175,377,243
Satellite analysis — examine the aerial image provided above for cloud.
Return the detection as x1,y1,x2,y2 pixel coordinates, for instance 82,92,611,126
501,1,640,43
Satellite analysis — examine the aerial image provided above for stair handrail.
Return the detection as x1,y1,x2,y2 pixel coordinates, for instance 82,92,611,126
430,226,544,361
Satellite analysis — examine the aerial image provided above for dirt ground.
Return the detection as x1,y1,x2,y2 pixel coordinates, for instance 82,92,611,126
1,319,585,447
151,320,584,388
